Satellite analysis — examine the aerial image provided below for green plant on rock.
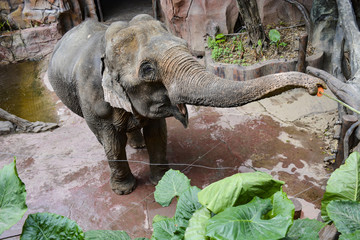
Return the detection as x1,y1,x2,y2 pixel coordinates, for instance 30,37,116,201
258,39,263,54
236,40,244,53
269,29,281,47
207,37,217,49
0,19,11,32
211,46,223,61
215,33,225,44
269,29,288,50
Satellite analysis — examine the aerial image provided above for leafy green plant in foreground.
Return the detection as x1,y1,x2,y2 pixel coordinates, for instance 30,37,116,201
152,170,310,240
0,159,27,235
2,152,360,239
321,151,360,221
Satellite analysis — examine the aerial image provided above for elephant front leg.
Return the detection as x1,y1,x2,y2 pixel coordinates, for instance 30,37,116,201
143,119,169,185
101,130,137,195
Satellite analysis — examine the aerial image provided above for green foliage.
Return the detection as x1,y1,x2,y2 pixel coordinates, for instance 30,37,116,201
285,218,326,240
198,172,284,214
207,37,217,49
236,40,244,53
154,169,191,207
151,170,295,240
152,174,202,239
151,218,177,240
20,212,85,240
0,159,27,235
215,33,225,43
0,19,12,32
183,207,210,240
327,200,360,234
215,33,224,39
321,152,360,221
174,186,202,229
269,29,287,49
257,39,263,55
265,189,294,219
211,46,223,61
205,197,292,240
85,230,132,240
269,29,281,44
152,215,169,224
339,230,360,240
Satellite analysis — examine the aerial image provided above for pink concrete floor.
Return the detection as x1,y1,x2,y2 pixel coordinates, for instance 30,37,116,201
0,101,332,239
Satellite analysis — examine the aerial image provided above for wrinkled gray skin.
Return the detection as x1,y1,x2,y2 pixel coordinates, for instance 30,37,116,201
48,14,325,195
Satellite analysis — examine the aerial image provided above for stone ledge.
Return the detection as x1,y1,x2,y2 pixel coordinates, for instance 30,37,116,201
0,23,61,64
204,48,324,81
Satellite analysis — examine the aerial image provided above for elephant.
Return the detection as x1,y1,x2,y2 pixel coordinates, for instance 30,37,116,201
48,14,325,195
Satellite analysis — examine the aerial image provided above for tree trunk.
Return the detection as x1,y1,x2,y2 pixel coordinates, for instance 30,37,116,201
285,0,312,39
236,0,266,45
0,108,58,133
336,0,360,82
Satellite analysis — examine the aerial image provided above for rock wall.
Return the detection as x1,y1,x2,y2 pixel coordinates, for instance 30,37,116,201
1,0,97,30
310,0,338,54
158,0,314,55
257,0,313,26
0,23,61,64
1,0,316,62
159,0,239,56
0,0,97,64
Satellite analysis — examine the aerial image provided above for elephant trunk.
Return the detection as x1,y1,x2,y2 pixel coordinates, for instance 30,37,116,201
161,47,324,108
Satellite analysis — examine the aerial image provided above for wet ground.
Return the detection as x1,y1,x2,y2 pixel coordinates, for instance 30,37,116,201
0,79,338,238
0,61,57,123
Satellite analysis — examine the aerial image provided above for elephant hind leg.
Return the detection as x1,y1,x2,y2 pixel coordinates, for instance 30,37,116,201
127,129,146,149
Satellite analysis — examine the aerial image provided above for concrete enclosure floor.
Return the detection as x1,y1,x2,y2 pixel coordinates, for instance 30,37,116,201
0,86,338,239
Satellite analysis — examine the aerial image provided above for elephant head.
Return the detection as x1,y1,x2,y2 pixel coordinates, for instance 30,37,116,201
102,14,325,127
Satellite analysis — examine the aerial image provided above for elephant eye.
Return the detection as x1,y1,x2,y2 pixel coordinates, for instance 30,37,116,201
140,61,157,81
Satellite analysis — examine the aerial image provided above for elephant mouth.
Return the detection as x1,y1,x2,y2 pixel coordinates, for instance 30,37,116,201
174,103,188,128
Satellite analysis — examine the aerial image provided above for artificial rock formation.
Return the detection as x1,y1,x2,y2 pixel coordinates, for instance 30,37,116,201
257,0,313,26
159,0,239,56
0,23,61,63
1,0,316,60
158,0,314,55
1,0,97,31
0,0,98,63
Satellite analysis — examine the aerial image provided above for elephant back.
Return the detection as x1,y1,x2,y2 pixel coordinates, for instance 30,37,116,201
48,20,108,118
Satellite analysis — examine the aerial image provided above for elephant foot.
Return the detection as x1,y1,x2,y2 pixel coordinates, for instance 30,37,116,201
149,168,169,185
127,130,146,149
110,172,137,195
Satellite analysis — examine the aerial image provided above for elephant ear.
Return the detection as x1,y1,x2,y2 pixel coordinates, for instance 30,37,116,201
101,66,133,113
101,21,135,113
